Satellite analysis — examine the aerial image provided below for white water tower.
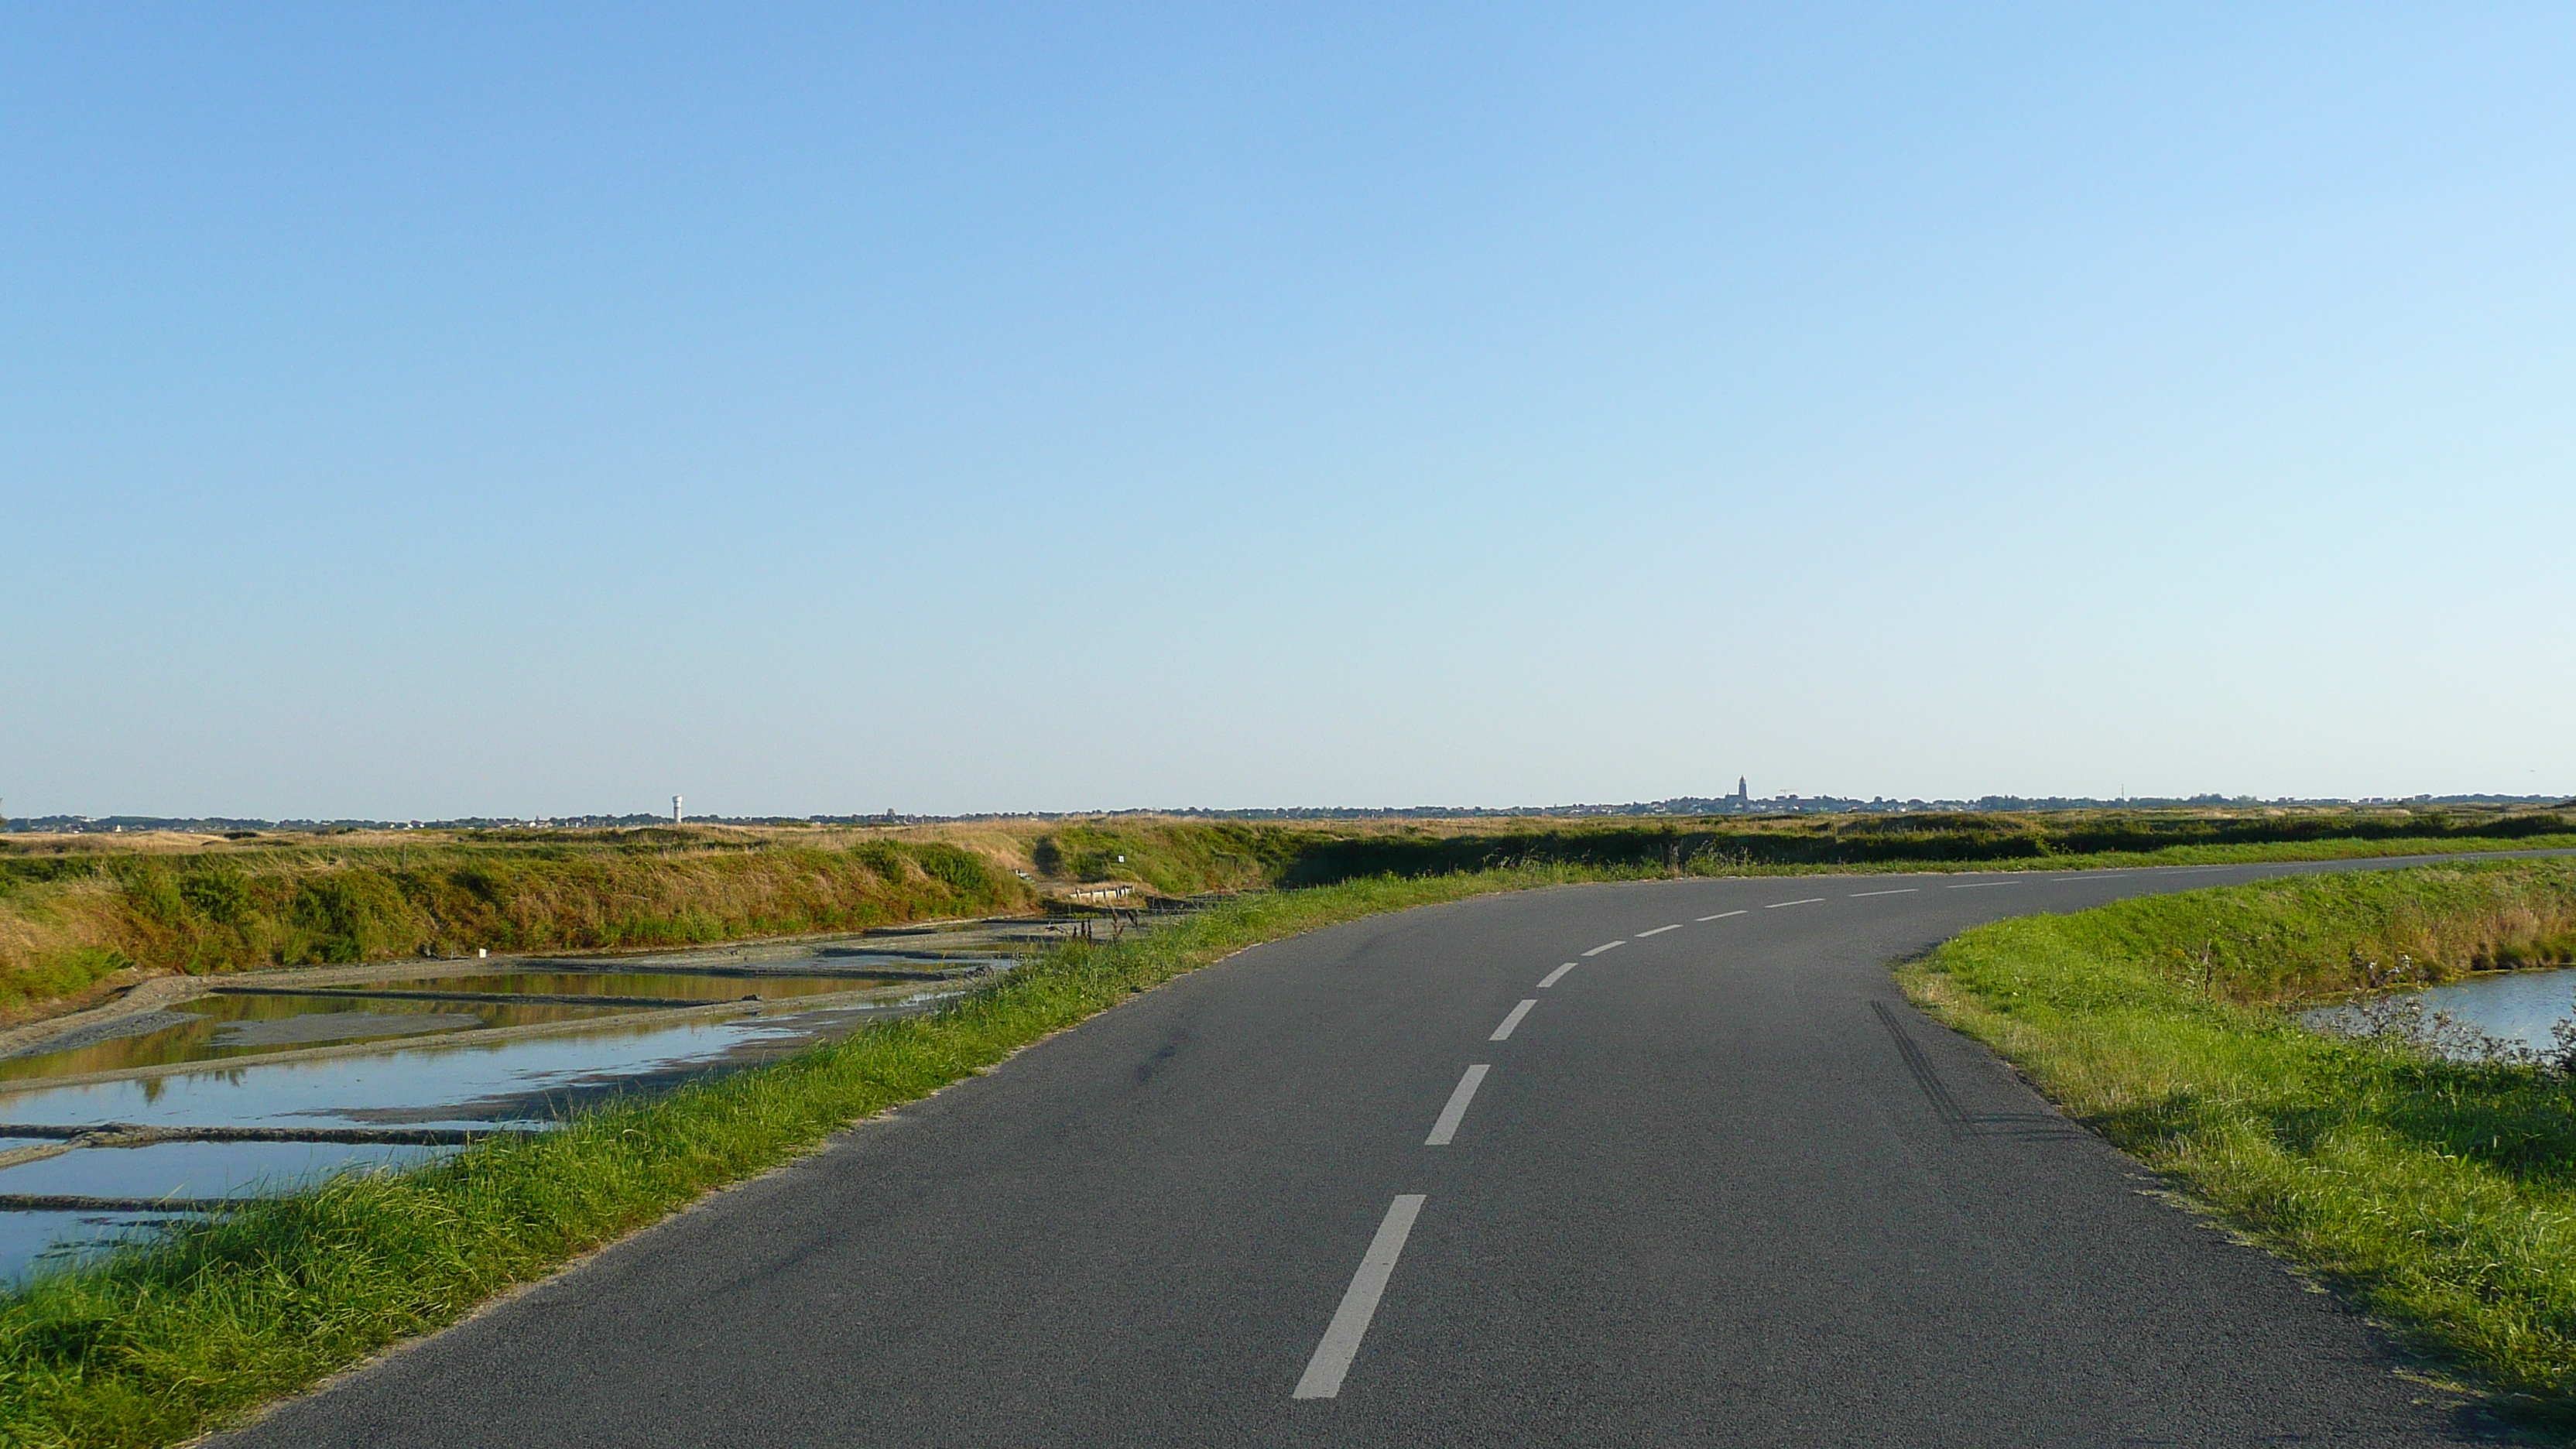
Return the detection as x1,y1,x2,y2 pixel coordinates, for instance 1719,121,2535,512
673,795,683,824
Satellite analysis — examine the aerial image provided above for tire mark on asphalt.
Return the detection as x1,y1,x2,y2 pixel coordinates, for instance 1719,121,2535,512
1873,1001,1969,1136
1133,1026,1190,1086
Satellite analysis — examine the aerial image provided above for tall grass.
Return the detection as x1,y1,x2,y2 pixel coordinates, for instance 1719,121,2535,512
1903,860,2576,1424
0,863,1646,1449
0,839,1026,1016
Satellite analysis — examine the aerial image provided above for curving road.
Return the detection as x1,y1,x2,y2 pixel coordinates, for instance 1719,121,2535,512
221,860,2519,1447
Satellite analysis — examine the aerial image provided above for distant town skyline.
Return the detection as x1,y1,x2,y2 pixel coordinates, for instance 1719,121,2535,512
10,790,2570,837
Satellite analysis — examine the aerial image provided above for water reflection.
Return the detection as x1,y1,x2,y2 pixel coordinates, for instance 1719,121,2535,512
0,996,954,1130
0,1209,191,1280
2304,967,2576,1057
358,971,897,1001
0,927,995,1279
0,1142,454,1282
0,1139,450,1201
0,994,633,1081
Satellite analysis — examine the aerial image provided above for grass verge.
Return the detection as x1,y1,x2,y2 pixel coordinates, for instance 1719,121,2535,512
0,864,1646,1449
1901,860,2576,1428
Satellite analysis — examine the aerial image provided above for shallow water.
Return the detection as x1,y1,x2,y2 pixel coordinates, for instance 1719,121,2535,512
0,923,1002,1280
0,995,955,1131
357,971,896,1001
2305,967,2576,1056
0,1139,450,1201
0,1209,192,1282
0,994,632,1081
0,995,957,1279
0,1142,447,1282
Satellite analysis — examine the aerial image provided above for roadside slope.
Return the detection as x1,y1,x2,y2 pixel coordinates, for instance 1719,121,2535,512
1905,859,2576,1423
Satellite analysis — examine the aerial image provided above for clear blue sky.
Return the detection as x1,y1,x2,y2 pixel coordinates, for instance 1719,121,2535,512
6,5,2570,818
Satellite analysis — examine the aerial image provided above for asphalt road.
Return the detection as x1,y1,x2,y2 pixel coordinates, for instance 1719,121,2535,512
220,859,2527,1447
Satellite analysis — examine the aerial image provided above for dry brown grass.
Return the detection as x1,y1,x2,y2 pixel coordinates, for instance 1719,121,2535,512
0,830,1039,1019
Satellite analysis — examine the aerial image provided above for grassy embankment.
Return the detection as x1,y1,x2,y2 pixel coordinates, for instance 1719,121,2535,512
1903,860,2576,1423
0,862,1649,1449
4,807,2569,1024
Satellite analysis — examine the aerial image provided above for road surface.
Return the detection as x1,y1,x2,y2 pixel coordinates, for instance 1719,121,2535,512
221,860,2516,1446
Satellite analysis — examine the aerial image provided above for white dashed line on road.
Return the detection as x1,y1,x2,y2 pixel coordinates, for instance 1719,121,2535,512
1697,910,1747,921
1636,924,1682,937
1582,941,1624,956
1947,881,2022,889
1766,898,1824,909
1537,963,1575,988
1490,999,1539,1040
1424,1064,1488,1146
1293,1194,1427,1399
1850,889,1920,897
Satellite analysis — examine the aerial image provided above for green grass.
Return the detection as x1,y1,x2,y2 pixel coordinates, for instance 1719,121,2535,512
0,862,1656,1449
1030,819,1313,892
1902,860,2576,1427
1927,831,2576,877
